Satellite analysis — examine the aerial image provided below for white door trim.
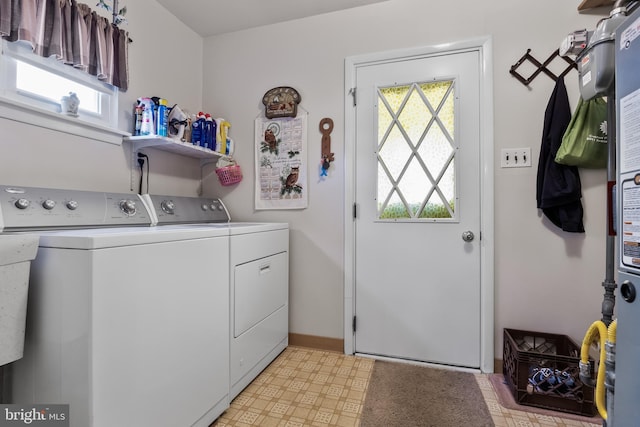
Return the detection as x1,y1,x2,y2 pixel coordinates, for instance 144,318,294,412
343,37,495,373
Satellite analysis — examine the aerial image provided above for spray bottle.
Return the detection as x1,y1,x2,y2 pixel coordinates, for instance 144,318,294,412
139,98,155,136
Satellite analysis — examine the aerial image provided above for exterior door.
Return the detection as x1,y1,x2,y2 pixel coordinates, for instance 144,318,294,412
353,49,481,368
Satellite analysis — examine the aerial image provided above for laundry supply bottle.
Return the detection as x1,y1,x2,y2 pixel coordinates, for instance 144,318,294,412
217,119,231,154
191,112,205,146
203,114,216,150
227,138,235,156
139,98,155,136
183,116,192,143
134,105,143,135
156,99,168,137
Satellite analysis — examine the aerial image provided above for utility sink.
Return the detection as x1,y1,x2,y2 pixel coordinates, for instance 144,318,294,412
0,234,39,366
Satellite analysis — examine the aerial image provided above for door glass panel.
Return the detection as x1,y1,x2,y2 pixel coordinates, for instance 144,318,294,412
377,80,456,220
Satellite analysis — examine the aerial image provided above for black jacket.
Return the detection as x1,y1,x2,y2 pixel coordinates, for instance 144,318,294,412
536,78,585,233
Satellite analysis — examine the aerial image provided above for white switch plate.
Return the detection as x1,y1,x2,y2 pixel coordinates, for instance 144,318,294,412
501,148,532,168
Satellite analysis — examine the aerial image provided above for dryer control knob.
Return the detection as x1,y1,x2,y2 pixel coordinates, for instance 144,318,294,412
201,204,209,211
161,200,175,214
66,200,79,210
119,199,137,216
42,199,56,210
15,198,30,209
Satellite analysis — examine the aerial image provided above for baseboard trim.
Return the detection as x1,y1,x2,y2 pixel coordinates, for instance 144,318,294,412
288,333,344,353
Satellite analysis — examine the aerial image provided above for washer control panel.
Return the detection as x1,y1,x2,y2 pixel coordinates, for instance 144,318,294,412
0,186,152,231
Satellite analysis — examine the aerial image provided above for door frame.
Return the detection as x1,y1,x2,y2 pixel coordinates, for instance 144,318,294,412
343,37,495,373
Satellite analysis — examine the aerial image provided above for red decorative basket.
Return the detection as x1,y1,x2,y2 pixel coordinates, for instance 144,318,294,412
216,164,243,186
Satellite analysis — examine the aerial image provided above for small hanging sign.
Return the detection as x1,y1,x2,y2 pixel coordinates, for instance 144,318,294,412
262,86,301,119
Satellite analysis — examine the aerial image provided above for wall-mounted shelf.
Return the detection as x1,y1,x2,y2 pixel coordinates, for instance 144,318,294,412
125,135,225,160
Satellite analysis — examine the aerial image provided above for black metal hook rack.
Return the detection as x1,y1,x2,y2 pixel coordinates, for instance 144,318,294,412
510,49,577,86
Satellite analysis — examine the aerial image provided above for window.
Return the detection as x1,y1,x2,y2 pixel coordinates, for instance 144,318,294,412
0,40,118,130
376,80,457,220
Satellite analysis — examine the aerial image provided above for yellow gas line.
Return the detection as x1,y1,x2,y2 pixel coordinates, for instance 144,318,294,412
580,319,617,420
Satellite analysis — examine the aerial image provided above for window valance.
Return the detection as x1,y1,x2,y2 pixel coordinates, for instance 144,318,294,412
0,0,129,91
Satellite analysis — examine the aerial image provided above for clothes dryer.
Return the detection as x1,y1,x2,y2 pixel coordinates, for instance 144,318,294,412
143,194,289,399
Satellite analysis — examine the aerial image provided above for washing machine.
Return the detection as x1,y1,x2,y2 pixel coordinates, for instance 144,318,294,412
0,186,230,427
143,194,289,399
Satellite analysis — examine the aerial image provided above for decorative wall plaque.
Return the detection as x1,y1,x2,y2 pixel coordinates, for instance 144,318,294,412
262,86,301,119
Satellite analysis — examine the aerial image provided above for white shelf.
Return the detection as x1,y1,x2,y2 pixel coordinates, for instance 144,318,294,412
125,135,225,160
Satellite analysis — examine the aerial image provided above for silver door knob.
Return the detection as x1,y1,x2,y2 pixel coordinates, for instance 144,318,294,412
462,231,475,242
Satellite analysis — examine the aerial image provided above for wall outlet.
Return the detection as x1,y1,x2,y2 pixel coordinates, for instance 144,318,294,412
501,148,531,168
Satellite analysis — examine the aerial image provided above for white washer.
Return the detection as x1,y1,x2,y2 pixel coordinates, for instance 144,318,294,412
0,186,230,427
143,195,289,399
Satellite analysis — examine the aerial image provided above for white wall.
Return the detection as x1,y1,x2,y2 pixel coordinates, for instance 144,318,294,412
0,0,205,195
202,0,613,360
0,0,614,363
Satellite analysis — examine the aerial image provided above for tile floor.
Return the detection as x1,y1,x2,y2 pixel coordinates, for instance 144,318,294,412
212,346,602,427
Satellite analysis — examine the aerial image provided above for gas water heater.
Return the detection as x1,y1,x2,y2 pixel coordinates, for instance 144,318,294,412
614,4,640,425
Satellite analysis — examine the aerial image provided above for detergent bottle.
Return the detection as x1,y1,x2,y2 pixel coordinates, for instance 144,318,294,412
139,98,155,136
156,98,168,137
217,119,231,154
203,114,216,150
191,112,205,146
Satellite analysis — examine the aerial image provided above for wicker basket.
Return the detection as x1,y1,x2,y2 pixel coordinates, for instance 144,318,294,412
216,164,243,186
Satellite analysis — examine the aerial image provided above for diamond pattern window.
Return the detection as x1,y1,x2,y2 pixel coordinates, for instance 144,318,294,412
376,80,456,220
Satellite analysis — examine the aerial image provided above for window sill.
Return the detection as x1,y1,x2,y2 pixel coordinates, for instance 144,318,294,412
0,96,130,145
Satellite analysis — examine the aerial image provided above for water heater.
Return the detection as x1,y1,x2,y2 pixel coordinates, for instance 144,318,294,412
614,5,640,425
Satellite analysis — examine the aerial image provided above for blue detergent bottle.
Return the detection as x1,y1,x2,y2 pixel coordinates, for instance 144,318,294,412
191,112,204,146
203,114,216,150
156,99,168,137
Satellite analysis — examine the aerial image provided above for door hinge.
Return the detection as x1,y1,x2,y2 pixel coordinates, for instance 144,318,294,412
353,315,357,332
349,87,357,106
353,203,357,219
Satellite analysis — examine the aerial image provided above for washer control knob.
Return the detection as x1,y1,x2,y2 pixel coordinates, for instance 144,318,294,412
15,198,30,209
201,204,209,211
119,199,137,216
161,200,175,214
42,199,56,210
66,200,79,210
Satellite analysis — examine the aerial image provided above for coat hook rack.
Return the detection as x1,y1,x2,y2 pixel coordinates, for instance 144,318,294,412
510,49,576,86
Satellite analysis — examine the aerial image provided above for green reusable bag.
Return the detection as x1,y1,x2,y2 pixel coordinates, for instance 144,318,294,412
555,96,608,168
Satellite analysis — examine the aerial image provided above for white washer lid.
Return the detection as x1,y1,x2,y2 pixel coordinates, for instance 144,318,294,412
36,225,229,250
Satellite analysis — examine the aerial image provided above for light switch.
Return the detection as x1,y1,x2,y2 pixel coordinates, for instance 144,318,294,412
501,148,532,168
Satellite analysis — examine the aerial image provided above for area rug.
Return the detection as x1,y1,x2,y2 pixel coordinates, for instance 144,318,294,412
360,360,493,427
488,373,601,423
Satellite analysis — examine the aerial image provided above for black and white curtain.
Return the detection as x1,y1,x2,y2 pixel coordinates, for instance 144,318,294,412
0,0,129,91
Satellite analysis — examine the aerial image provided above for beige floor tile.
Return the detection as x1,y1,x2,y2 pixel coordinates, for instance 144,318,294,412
212,346,602,427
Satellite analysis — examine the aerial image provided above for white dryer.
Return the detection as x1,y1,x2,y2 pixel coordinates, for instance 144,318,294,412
226,222,288,399
143,195,289,399
0,186,230,427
